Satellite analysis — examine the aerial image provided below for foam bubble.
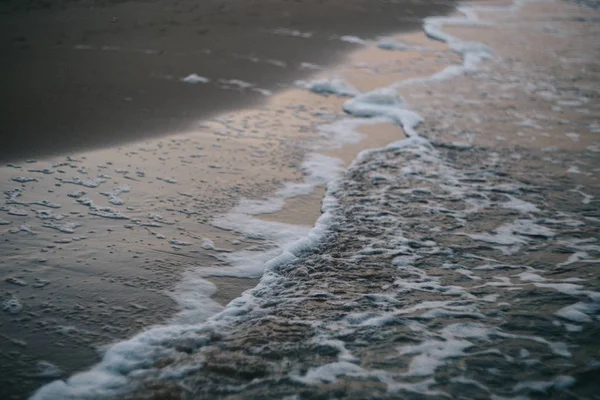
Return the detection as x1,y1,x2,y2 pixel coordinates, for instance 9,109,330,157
181,74,210,84
2,296,23,314
296,78,360,97
339,35,368,45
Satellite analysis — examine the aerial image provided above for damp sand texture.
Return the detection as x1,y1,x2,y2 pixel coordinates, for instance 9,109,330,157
27,0,600,399
0,0,456,162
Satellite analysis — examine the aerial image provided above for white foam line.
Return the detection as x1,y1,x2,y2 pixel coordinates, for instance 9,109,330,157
31,1,533,398
295,78,361,97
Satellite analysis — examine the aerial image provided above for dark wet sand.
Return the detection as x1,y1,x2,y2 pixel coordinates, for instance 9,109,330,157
0,0,456,162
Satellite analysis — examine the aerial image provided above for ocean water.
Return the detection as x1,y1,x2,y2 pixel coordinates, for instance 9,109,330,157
5,0,600,398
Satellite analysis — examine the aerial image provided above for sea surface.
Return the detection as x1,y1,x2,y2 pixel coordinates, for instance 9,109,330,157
2,0,600,399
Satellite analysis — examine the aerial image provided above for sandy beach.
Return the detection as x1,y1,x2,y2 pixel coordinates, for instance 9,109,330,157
2,0,600,399
0,0,456,162
0,1,463,399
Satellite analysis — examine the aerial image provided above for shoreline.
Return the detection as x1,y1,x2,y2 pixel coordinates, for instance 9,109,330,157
0,4,463,398
27,0,600,398
4,0,599,398
24,0,505,397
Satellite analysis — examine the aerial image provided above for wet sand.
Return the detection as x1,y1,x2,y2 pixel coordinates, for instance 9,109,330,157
0,3,465,398
0,0,457,162
12,0,597,398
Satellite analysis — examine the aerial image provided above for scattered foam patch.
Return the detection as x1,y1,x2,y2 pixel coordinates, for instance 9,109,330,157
181,74,210,84
377,39,411,51
219,79,255,90
376,38,427,52
343,88,423,136
269,28,313,38
513,375,575,393
42,221,82,234
338,35,369,45
2,296,23,314
296,78,360,97
2,206,28,216
299,62,321,70
12,176,37,183
100,185,130,206
57,177,107,188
